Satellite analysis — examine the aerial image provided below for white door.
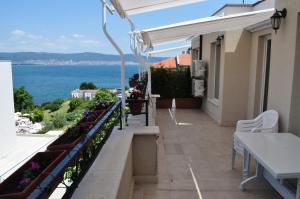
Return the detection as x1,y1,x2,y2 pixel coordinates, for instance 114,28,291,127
260,35,272,112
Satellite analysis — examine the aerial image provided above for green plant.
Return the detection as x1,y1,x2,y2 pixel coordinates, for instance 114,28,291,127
66,109,83,122
69,98,83,112
42,98,64,112
151,68,175,98
79,82,97,90
52,113,66,129
31,108,44,123
94,89,117,102
37,120,55,134
14,87,35,112
174,68,192,98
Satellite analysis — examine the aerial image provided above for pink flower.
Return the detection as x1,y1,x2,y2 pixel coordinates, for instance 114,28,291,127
30,161,40,170
20,178,31,185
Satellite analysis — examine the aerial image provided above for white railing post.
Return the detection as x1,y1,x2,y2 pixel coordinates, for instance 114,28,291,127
101,0,126,126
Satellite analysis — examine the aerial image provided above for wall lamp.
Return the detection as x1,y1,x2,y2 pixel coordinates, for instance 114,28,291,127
271,8,287,33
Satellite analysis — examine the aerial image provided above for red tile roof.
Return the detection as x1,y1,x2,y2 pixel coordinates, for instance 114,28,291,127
151,54,191,69
151,57,177,69
177,54,191,66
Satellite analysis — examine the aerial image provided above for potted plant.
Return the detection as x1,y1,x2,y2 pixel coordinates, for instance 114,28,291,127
47,125,88,151
127,90,143,115
129,73,139,87
0,150,66,198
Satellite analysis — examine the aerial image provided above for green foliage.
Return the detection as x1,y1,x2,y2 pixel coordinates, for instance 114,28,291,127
94,89,117,102
69,98,83,112
66,109,83,122
42,98,64,112
52,113,66,129
37,120,55,134
14,87,35,112
174,68,192,98
79,82,97,90
31,108,44,123
151,68,192,98
151,68,175,98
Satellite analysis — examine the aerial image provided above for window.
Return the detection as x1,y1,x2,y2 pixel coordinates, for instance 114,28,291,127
211,42,221,99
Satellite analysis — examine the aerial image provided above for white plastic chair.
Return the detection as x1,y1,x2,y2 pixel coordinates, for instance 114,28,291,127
232,110,279,169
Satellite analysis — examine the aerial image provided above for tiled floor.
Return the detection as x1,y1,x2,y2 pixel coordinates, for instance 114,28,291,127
133,109,282,199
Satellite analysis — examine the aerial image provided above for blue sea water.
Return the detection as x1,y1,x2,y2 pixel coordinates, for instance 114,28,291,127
12,64,139,104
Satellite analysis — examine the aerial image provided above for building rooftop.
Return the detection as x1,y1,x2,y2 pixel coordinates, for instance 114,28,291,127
0,134,58,182
151,54,191,69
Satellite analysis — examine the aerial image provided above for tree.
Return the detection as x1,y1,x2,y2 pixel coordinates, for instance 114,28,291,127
79,82,97,90
42,98,64,112
69,98,83,112
31,108,44,123
14,87,35,112
94,89,117,102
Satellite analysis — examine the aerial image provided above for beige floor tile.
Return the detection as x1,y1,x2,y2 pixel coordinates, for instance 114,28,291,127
133,109,282,199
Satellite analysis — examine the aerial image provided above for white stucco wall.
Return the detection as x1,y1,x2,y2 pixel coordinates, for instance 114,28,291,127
0,61,16,158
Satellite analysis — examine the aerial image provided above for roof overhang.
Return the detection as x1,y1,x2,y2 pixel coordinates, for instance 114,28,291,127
139,8,274,48
110,0,206,17
149,45,190,55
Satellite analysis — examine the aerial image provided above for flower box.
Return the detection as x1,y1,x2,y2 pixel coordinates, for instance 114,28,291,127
47,126,87,151
156,98,173,109
0,151,66,199
175,98,202,109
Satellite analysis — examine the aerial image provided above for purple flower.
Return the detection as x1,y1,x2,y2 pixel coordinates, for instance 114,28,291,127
20,178,31,185
30,161,40,170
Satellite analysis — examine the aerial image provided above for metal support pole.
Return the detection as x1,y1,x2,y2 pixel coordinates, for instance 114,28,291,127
147,54,152,96
101,0,125,127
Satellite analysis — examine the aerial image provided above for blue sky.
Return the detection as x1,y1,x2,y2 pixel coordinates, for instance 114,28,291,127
0,0,257,55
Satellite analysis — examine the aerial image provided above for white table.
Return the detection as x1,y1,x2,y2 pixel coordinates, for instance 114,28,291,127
236,132,300,199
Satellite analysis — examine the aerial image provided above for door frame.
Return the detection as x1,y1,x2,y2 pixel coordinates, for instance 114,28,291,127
260,35,272,113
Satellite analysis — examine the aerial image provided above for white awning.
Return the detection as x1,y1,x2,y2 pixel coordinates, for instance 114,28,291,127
110,0,206,17
149,45,190,55
140,8,274,48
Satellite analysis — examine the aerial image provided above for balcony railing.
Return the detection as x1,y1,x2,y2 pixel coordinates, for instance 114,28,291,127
27,101,122,199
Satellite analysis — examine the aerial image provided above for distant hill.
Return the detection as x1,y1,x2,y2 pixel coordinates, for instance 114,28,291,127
0,52,165,65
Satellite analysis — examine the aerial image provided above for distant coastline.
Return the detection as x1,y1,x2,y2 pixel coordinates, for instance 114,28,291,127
12,60,140,66
0,52,163,66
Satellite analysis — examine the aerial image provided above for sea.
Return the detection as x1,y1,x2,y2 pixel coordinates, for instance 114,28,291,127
12,64,139,104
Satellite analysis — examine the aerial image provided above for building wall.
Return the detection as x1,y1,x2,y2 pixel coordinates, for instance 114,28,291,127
268,0,300,132
0,61,16,157
221,30,251,126
201,32,223,124
199,31,252,126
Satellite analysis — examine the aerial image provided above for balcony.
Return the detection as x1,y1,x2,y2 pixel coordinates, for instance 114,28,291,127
132,109,281,199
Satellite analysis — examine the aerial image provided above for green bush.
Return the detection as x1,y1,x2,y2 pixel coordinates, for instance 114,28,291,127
174,68,192,98
151,68,174,98
66,109,83,122
69,98,83,112
14,87,35,112
79,82,97,90
151,68,192,98
52,113,66,129
37,121,54,134
42,98,64,112
31,108,44,123
94,89,117,102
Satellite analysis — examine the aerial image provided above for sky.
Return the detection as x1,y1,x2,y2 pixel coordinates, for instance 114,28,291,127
0,0,257,55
